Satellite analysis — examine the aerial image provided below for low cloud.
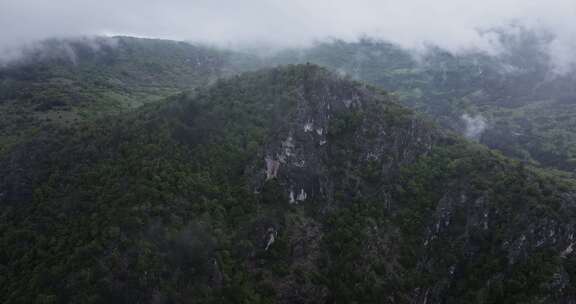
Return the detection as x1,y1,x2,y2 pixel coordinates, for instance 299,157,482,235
0,36,120,66
462,113,487,140
1,0,575,69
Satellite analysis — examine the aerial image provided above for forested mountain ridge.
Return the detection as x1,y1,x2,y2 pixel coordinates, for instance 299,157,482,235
4,32,576,175
2,65,576,303
253,32,576,174
0,36,236,155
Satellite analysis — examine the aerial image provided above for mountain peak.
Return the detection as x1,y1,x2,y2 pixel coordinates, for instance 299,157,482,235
2,59,576,303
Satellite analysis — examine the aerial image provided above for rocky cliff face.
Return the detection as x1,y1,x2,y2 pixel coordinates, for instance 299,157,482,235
2,65,576,303
238,66,576,303
247,66,441,205
413,184,576,303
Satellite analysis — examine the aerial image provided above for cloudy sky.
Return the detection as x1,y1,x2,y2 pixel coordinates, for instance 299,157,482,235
1,0,575,59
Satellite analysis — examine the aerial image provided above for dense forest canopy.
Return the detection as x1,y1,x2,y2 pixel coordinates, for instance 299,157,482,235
2,21,576,303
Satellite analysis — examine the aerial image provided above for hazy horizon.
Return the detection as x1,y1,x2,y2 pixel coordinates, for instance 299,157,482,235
1,0,576,70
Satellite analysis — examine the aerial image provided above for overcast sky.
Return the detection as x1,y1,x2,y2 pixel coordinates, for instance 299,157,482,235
1,0,576,64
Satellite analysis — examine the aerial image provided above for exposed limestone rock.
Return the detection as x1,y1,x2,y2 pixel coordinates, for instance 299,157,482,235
366,152,378,161
304,122,313,132
343,99,353,108
289,190,296,204
293,160,305,168
265,227,277,251
265,157,280,180
297,189,307,202
282,135,295,151
561,243,575,258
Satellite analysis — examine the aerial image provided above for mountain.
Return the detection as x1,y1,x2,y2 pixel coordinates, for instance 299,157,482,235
254,34,576,174
0,36,237,155
2,65,576,303
7,32,576,176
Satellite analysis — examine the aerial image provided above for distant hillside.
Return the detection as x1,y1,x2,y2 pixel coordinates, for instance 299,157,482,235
2,65,576,303
0,36,237,155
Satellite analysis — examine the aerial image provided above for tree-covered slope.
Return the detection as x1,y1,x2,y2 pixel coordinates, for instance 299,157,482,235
6,32,576,176
253,32,576,174
2,65,576,303
0,36,236,155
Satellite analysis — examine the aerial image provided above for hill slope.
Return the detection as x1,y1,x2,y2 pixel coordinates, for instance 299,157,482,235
255,35,576,173
2,65,576,303
6,34,576,177
0,36,235,155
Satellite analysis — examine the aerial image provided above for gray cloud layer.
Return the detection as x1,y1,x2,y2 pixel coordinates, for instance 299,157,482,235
1,0,576,65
